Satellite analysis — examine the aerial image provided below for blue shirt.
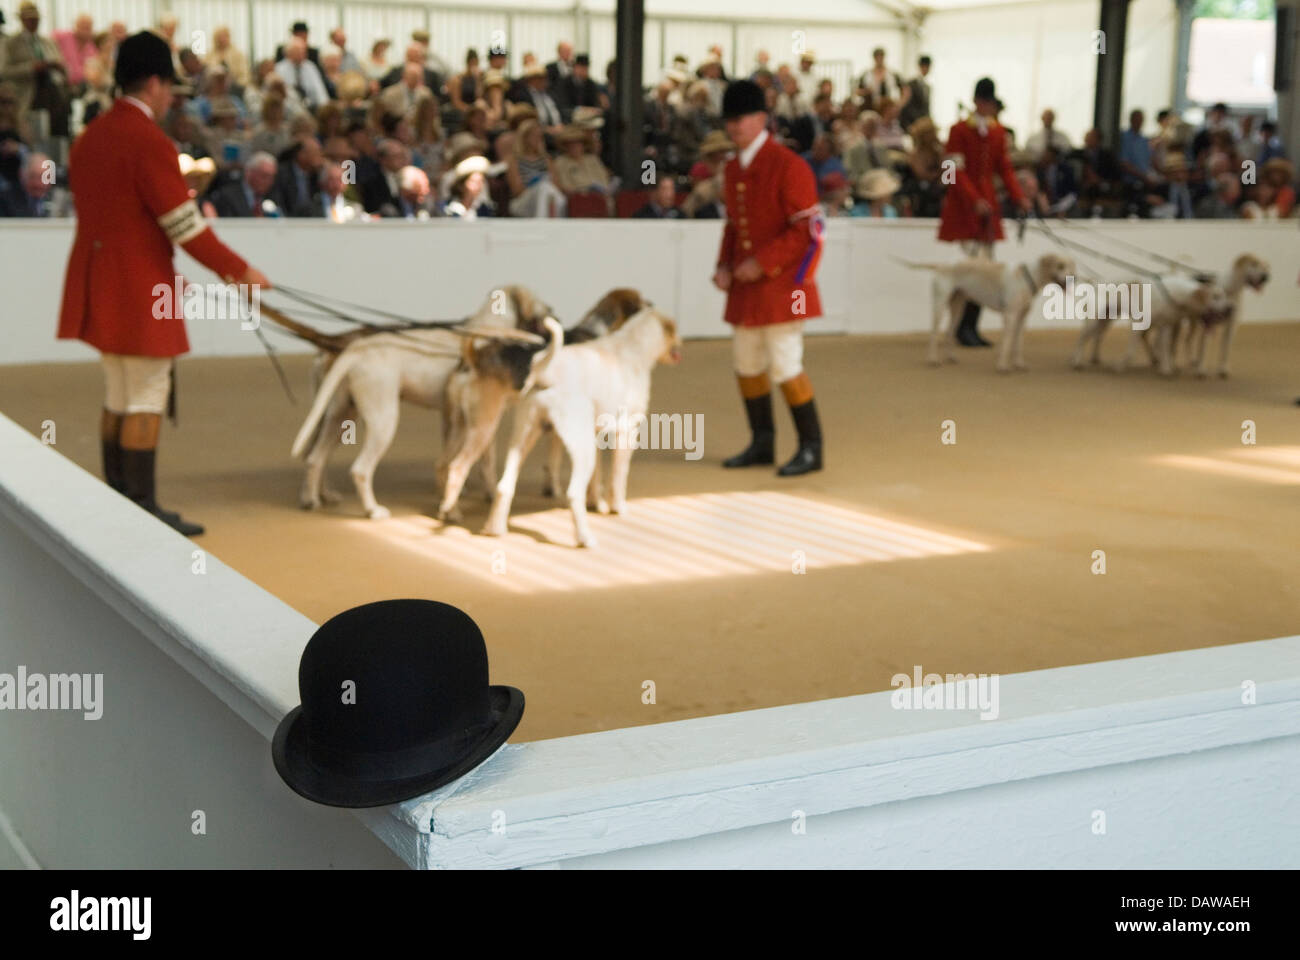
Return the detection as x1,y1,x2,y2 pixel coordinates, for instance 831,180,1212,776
1119,129,1152,175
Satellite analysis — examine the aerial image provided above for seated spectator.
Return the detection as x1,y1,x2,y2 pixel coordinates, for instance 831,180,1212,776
201,151,278,217
680,175,725,219
803,134,846,184
411,97,445,176
320,46,344,97
874,97,909,153
270,137,324,216
1195,171,1242,219
0,83,31,186
506,118,566,217
0,151,69,217
1034,144,1078,216
1259,158,1296,219
80,32,117,125
463,104,491,144
844,111,887,183
206,101,249,166
276,37,329,111
249,94,292,157
450,49,484,113
359,138,410,214
1024,109,1072,161
315,161,363,221
1151,152,1194,219
241,60,278,117
819,171,852,216
168,111,210,160
671,81,717,169
552,125,613,196
556,53,606,122
204,26,250,89
395,165,431,219
1075,127,1122,216
53,14,98,88
850,169,900,218
379,61,433,120
633,175,682,218
444,155,494,218
644,80,677,167
901,116,943,217
688,130,733,184
518,63,564,133
1256,121,1284,165
482,70,510,129
365,39,392,87
194,65,247,126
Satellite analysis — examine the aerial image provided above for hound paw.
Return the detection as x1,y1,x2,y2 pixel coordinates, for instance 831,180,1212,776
367,505,392,520
481,520,506,537
995,363,1011,374
1217,368,1231,380
438,505,464,525
612,500,628,516
1014,361,1029,372
320,487,343,505
576,533,599,549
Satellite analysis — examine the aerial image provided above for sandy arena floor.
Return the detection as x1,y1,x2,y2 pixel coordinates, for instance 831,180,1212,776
4,325,1299,742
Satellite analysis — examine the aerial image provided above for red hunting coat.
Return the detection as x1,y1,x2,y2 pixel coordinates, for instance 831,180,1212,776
58,98,249,358
716,133,824,328
937,115,1024,244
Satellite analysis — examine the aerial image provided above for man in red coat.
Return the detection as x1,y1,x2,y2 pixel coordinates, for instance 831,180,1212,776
712,79,825,477
57,31,269,536
938,77,1029,346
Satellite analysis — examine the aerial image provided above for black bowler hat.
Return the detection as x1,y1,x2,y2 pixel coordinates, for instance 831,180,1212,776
722,79,766,119
973,77,996,103
114,31,178,89
292,21,309,34
575,53,590,67
272,599,524,808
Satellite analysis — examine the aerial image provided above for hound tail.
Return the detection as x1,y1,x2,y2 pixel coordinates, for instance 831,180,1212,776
522,316,565,392
290,348,360,458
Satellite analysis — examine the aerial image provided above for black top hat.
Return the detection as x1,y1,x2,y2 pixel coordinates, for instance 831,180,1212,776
722,79,766,119
292,21,309,34
272,599,524,808
115,31,178,89
574,53,590,67
973,77,996,103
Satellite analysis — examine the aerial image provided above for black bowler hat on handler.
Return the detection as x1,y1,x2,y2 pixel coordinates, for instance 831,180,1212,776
722,79,766,119
272,599,524,808
114,30,178,89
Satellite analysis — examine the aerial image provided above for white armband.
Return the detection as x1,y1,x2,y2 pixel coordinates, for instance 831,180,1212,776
158,199,206,245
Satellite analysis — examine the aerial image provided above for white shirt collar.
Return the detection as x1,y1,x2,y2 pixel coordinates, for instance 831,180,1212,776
739,128,769,170
123,95,155,120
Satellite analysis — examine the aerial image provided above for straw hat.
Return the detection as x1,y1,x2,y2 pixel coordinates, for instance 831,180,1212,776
571,105,605,129
447,131,488,160
483,69,508,91
506,102,537,127
856,168,900,200
1263,156,1295,184
698,130,735,157
556,124,589,145
521,63,545,80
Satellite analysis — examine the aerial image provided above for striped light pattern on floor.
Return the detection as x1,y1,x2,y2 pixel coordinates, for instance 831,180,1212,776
1153,446,1300,485
355,491,992,594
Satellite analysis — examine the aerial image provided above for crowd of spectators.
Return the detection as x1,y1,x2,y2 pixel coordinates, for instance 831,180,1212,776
0,6,1293,222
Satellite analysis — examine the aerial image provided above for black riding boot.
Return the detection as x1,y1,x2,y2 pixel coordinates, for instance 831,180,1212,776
956,301,991,347
102,439,125,493
723,393,775,468
777,399,823,476
121,448,205,537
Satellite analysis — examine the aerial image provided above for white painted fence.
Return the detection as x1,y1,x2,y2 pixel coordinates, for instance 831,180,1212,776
1,411,1297,869
3,217,1297,367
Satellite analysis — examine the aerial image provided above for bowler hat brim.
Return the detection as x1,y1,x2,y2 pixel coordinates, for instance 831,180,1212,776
271,684,525,808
